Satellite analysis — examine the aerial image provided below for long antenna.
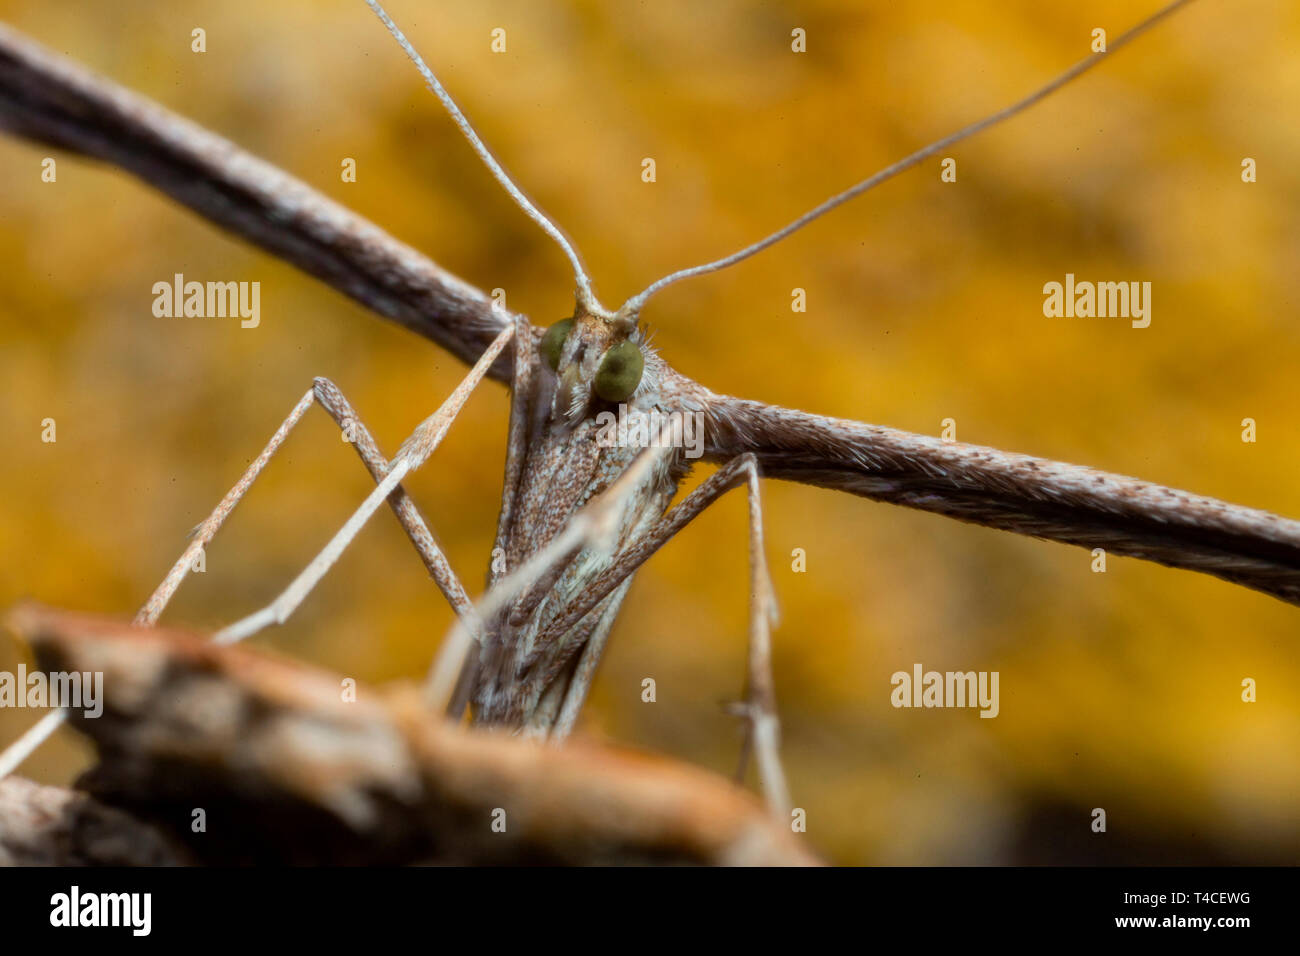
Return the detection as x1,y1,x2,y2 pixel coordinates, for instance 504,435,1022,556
616,0,1197,322
363,0,603,314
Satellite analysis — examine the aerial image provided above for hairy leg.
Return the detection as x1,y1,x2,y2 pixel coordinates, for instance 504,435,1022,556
536,454,790,816
445,313,535,720
0,326,513,778
213,324,513,645
423,420,686,713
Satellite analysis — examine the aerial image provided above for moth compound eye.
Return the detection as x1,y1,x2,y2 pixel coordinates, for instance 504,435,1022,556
593,340,644,402
541,318,575,371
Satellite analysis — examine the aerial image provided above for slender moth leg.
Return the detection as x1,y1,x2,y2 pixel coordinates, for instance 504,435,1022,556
531,456,760,674
1,385,316,778
0,711,65,780
213,324,515,646
528,454,789,815
737,462,790,819
424,420,687,712
445,313,535,720
549,581,634,738
312,377,477,629
490,313,537,587
141,379,480,631
0,359,504,779
136,387,317,626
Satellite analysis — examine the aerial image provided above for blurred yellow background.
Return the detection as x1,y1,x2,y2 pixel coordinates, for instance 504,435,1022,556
2,0,1298,864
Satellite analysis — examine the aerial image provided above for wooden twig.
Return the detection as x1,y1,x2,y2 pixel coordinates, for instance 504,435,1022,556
0,776,188,866
4,603,817,865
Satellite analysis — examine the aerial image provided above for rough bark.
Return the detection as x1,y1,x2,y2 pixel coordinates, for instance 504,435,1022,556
0,776,189,866
1,604,816,866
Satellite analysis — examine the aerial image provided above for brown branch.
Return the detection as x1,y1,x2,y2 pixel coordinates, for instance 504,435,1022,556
0,776,189,865
3,22,1298,605
4,603,817,865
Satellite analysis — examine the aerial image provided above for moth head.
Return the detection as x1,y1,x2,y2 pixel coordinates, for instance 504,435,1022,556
541,309,646,420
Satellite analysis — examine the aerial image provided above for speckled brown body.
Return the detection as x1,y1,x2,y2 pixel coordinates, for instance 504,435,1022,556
469,315,691,732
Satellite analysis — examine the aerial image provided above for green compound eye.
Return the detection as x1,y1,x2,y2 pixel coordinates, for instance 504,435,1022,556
594,340,645,403
541,318,575,371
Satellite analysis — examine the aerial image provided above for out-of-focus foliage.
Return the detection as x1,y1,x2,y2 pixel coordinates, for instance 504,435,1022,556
1,0,1297,864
